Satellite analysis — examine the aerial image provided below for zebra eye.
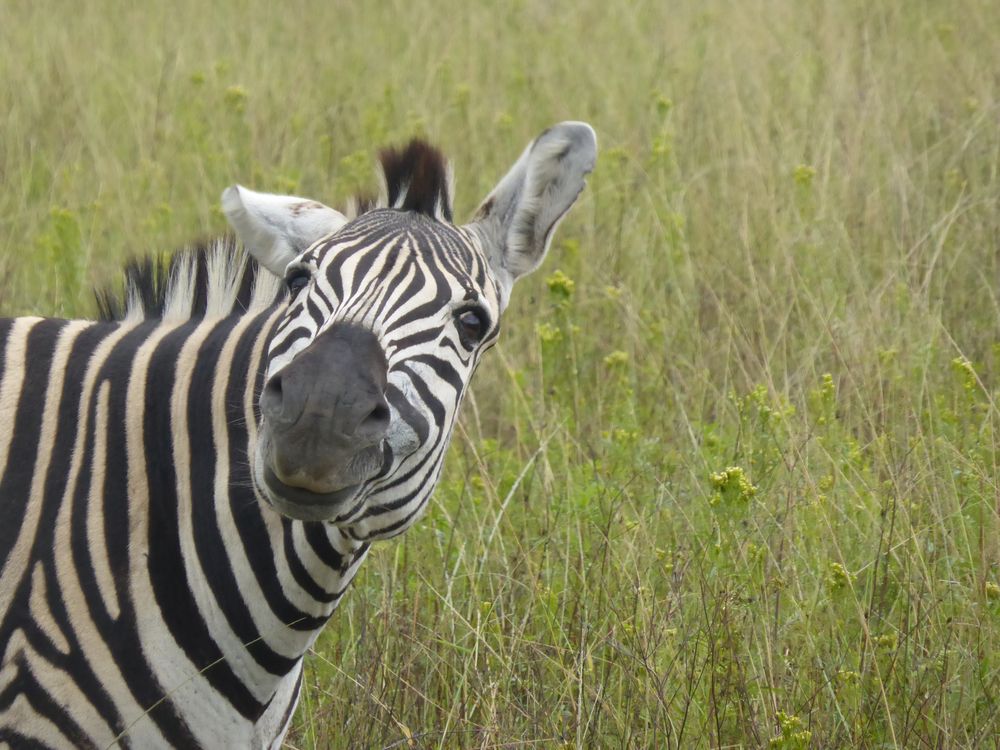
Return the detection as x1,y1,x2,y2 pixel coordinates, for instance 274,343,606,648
286,270,311,295
456,308,488,349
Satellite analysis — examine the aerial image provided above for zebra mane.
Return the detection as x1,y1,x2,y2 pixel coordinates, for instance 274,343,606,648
97,137,455,322
95,235,283,323
377,140,454,222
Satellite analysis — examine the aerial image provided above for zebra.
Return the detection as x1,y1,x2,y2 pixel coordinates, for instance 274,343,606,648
0,121,596,748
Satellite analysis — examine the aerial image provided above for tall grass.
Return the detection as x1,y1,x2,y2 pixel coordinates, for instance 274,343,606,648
2,0,998,746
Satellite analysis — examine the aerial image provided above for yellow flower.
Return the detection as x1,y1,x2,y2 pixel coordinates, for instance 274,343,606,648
793,163,816,187
951,356,976,390
652,91,673,115
836,669,860,684
603,350,629,368
224,85,248,112
709,466,757,504
545,269,575,300
536,322,562,344
826,562,854,591
874,632,898,650
770,711,812,749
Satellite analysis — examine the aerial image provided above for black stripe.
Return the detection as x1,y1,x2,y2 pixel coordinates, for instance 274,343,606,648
277,666,304,739
396,362,447,425
282,520,338,603
0,318,14,390
235,256,261,314
0,656,95,750
0,319,65,574
387,324,446,352
362,380,453,504
305,294,327,327
226,489,329,633
223,319,330,635
93,322,185,745
65,324,151,742
144,320,265,721
0,731,58,750
267,325,312,362
0,322,165,747
407,353,464,394
0,322,132,749
186,318,299,677
62,321,197,745
361,488,435,539
302,523,345,570
381,258,424,322
191,251,210,318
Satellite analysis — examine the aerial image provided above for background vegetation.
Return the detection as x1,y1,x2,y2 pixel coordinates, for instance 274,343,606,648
2,0,999,746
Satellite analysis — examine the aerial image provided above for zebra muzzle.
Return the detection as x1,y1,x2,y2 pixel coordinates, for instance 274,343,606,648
258,323,390,502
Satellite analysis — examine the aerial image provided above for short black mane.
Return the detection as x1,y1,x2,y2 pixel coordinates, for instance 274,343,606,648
96,137,454,322
94,236,276,322
378,140,453,222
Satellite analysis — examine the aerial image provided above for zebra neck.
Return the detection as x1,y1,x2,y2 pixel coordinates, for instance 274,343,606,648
0,310,372,739
141,308,372,693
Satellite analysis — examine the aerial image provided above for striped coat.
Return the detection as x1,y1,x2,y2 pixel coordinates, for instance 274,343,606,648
0,122,595,748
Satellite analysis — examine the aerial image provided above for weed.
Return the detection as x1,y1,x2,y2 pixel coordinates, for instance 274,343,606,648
2,0,998,746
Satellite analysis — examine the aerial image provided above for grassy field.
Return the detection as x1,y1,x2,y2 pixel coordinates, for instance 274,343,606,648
3,0,1000,746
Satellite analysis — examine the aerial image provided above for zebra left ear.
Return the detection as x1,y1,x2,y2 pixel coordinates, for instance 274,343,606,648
469,122,597,306
222,185,348,277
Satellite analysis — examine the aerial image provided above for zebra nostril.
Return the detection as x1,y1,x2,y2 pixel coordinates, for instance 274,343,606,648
261,375,285,421
370,402,390,427
357,398,391,440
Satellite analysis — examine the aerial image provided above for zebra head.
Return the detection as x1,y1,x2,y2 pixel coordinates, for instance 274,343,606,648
222,122,596,538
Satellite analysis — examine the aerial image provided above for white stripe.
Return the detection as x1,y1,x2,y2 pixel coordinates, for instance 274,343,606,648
220,310,339,645
123,319,237,747
0,317,40,478
162,253,196,322
4,630,114,744
87,380,119,620
50,320,154,744
170,318,281,693
0,694,75,747
28,561,70,655
205,241,248,318
0,320,89,603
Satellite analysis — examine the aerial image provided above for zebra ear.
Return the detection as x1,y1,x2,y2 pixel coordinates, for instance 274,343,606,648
221,185,348,277
470,122,597,304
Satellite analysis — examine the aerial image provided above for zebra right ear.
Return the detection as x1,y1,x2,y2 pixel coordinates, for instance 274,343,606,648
469,122,597,307
221,185,348,277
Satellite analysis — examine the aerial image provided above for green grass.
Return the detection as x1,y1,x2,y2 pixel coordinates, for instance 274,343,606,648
3,0,999,746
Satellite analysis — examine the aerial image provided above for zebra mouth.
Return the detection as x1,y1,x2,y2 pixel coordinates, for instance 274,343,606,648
260,466,361,522
253,427,387,522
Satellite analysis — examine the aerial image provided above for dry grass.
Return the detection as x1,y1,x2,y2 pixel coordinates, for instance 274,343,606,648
2,0,999,746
